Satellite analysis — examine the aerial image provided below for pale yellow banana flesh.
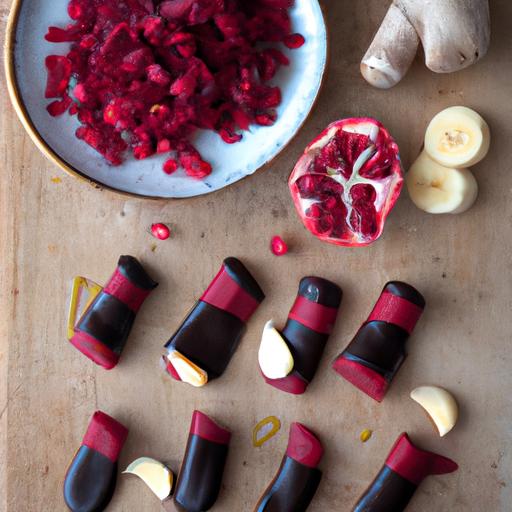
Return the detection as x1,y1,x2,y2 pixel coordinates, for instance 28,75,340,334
258,320,294,379
410,386,459,437
406,152,478,214
425,106,490,168
167,350,208,387
123,457,174,500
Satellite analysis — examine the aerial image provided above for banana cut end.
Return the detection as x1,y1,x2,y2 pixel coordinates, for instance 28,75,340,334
123,457,174,501
425,106,491,168
406,151,478,214
410,386,459,437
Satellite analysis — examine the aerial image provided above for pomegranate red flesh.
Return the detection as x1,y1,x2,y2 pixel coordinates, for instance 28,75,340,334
288,118,402,247
44,0,306,179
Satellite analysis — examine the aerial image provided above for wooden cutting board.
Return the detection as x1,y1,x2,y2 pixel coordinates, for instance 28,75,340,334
1,1,511,510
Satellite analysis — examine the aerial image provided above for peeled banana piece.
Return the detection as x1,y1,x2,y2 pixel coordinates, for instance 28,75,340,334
425,106,490,168
406,152,478,214
258,320,294,379
123,457,174,501
410,386,459,437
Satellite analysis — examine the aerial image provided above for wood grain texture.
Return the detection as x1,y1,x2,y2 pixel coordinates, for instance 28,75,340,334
1,1,511,511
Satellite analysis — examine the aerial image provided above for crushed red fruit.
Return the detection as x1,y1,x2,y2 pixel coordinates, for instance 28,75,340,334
289,118,403,247
44,0,305,179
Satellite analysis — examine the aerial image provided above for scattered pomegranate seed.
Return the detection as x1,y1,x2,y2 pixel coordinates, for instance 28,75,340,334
151,223,171,240
163,158,179,175
284,33,305,49
271,236,288,256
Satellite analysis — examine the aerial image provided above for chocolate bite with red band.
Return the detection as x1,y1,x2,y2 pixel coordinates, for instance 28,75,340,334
254,423,323,512
64,411,128,512
70,255,158,370
353,433,458,512
332,281,425,402
263,277,342,394
174,410,231,512
164,257,264,382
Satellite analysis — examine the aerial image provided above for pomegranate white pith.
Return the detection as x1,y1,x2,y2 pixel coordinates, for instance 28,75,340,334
288,118,403,247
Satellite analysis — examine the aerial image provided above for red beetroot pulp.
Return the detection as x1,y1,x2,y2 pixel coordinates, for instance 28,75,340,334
44,0,304,179
288,118,402,246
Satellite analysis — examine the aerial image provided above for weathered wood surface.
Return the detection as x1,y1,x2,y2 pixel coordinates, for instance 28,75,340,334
1,1,511,510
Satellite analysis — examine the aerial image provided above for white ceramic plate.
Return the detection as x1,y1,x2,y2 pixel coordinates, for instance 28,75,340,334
7,0,327,198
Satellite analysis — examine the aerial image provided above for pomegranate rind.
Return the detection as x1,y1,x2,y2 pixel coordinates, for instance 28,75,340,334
288,118,403,247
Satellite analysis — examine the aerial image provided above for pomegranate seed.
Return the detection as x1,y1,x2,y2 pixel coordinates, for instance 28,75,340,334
163,158,179,174
151,223,171,240
271,236,288,256
284,33,305,49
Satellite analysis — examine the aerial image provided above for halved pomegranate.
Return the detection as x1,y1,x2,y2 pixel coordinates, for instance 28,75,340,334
288,118,402,246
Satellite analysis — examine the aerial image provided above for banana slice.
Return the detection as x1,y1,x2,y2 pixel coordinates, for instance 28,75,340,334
167,350,208,387
406,152,478,214
424,106,490,168
410,386,459,437
123,457,174,500
258,320,294,379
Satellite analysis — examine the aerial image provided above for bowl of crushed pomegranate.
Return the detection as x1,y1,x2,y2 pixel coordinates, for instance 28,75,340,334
7,0,327,198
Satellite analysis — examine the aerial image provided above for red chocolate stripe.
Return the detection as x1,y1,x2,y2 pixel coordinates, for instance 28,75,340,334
386,433,458,486
288,296,338,335
190,410,231,446
263,371,308,395
201,265,260,323
331,355,388,402
82,411,128,463
286,423,323,468
103,268,152,312
367,292,423,334
69,330,119,370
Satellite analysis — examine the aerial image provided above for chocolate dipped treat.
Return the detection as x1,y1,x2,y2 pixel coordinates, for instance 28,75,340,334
332,281,425,401
260,277,342,394
64,411,128,512
70,255,158,370
173,410,231,512
254,423,323,512
352,433,458,511
163,257,264,386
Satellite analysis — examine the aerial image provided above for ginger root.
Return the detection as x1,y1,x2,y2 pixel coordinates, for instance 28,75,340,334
361,0,490,88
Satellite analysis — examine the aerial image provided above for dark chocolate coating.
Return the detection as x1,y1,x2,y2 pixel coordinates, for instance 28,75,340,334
282,319,329,382
298,277,342,307
340,281,424,380
384,281,425,309
165,258,263,380
342,322,409,378
77,294,135,355
223,257,265,302
352,465,417,512
174,435,229,512
278,276,342,383
117,255,158,290
165,301,245,379
254,457,322,512
63,446,117,512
